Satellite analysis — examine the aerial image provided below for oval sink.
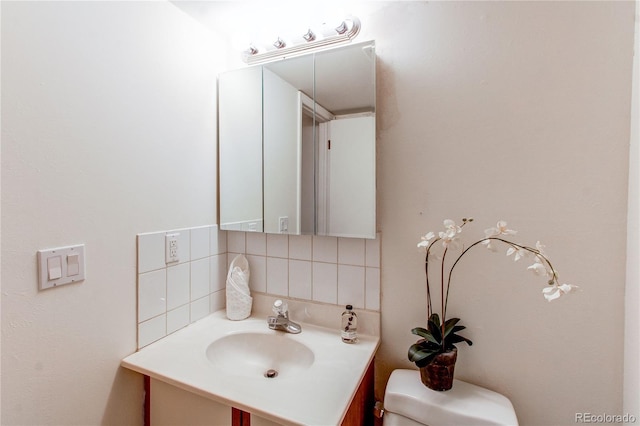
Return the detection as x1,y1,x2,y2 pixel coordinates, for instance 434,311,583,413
206,332,315,379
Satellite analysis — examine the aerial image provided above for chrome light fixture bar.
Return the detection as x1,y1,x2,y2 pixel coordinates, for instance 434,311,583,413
242,16,361,65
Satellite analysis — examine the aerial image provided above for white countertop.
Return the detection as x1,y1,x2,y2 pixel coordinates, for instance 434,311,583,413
121,310,379,425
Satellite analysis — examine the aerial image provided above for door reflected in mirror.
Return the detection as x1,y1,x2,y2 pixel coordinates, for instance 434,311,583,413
218,41,376,239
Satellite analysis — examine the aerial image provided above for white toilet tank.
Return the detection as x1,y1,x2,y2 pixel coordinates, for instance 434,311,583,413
382,369,519,426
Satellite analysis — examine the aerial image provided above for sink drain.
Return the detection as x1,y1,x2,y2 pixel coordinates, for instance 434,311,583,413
264,369,278,378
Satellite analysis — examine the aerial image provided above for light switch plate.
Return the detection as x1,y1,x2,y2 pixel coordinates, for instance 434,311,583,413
37,244,86,290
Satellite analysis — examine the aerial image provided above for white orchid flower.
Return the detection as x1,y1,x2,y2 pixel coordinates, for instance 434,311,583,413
542,282,579,301
506,246,528,261
443,219,462,235
535,241,546,255
484,227,499,238
481,238,498,252
527,262,549,277
496,221,517,235
417,231,436,251
485,220,517,238
439,219,461,249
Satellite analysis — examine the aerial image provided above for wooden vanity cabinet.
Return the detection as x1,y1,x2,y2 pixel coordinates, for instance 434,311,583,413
339,358,375,425
145,359,375,426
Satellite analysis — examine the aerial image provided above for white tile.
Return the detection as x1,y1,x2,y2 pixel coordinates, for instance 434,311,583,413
365,267,380,311
289,260,312,300
210,225,227,255
190,258,210,300
138,314,166,348
365,235,381,267
190,297,210,323
337,265,365,309
166,263,190,311
246,255,267,293
267,257,288,296
338,238,365,266
313,235,338,263
246,232,267,256
227,231,246,253
210,290,225,313
138,269,166,322
289,234,312,260
267,234,288,258
210,254,227,293
312,262,337,304
137,232,166,273
190,226,210,260
167,305,190,334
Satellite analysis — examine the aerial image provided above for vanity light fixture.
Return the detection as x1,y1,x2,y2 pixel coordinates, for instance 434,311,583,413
242,16,361,64
273,37,286,49
302,29,316,42
334,21,349,35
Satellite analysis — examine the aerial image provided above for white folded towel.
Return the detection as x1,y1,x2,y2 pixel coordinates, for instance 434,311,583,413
226,254,252,320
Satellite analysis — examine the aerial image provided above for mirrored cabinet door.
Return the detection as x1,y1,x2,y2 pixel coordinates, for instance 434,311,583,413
262,54,314,235
218,41,376,239
218,66,264,232
314,42,376,238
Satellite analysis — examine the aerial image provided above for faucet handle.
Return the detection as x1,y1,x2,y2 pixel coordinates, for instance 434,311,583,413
273,299,288,316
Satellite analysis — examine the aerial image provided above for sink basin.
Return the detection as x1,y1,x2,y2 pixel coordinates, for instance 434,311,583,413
205,332,315,379
122,310,380,425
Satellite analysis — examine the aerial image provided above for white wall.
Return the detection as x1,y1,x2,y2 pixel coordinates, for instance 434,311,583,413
364,2,635,425
624,0,640,417
1,2,223,424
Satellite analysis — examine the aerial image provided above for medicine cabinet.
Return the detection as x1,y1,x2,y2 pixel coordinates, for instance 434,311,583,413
218,40,376,238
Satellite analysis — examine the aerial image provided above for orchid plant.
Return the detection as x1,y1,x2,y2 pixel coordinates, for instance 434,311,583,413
408,218,579,368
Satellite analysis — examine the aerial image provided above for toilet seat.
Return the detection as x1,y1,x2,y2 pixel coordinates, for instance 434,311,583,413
383,369,519,426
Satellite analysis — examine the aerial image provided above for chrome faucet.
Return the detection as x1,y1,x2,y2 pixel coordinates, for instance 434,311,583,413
267,300,301,334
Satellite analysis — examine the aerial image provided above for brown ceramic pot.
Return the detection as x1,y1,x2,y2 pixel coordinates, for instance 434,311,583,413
419,347,458,391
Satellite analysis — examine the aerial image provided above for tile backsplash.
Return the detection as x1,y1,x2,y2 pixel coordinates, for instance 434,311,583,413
136,225,227,348
136,226,381,349
227,232,381,311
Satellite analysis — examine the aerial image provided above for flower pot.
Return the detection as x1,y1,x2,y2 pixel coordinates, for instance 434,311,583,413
419,347,457,391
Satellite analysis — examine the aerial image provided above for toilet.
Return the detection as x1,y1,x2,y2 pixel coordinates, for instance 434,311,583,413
382,369,519,426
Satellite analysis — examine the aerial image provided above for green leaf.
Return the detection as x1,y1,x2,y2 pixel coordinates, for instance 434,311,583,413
428,313,441,326
411,327,440,345
449,334,473,346
411,327,430,338
427,314,442,341
408,345,437,360
443,317,461,338
452,325,466,333
408,345,440,365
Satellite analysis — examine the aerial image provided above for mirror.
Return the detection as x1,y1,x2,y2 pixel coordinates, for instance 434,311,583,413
218,41,376,238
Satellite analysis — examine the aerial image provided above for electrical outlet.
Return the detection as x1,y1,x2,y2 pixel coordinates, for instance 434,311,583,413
165,233,179,264
279,216,289,233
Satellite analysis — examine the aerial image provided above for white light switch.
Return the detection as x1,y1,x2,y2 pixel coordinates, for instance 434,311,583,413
37,244,85,290
47,256,62,280
67,253,80,276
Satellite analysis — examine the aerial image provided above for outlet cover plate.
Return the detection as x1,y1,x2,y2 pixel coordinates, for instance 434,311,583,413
165,233,180,264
